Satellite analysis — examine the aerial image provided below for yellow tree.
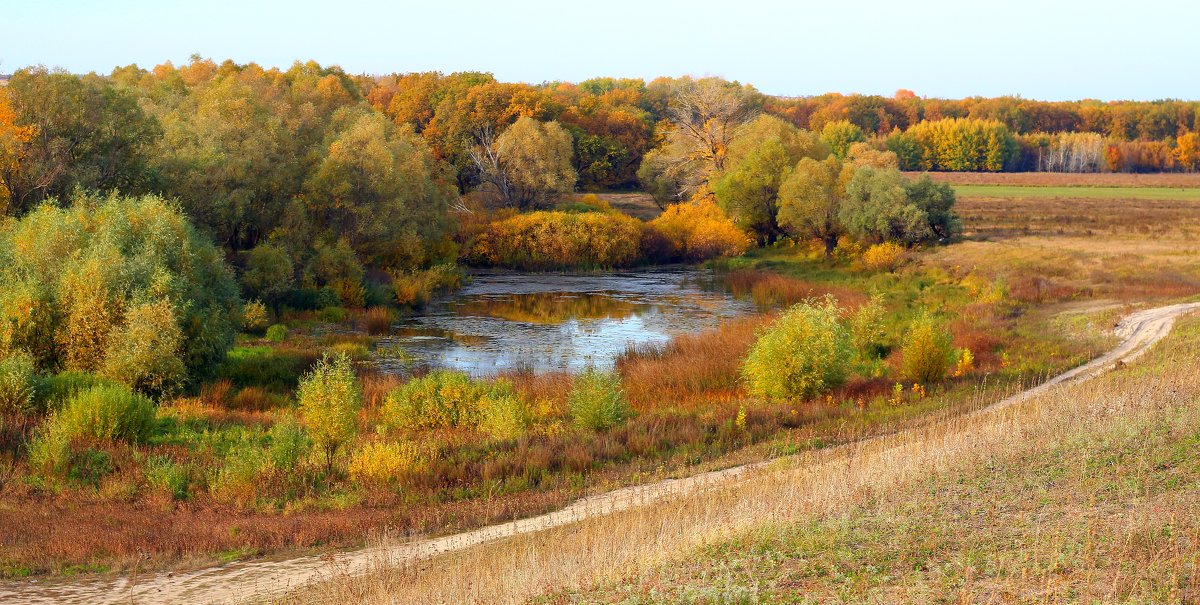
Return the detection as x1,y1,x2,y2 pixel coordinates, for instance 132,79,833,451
0,88,35,215
1176,132,1200,172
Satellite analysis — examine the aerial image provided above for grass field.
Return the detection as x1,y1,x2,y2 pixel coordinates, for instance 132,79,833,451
952,184,1200,200
908,171,1200,188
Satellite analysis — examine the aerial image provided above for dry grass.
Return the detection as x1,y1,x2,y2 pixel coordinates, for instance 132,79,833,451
907,171,1200,188
723,269,867,309
282,317,1200,605
616,316,768,409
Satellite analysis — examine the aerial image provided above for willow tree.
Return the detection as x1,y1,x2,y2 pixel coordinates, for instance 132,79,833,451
471,117,576,210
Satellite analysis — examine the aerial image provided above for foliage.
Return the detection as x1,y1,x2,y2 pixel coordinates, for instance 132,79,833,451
0,192,240,389
241,300,270,333
568,369,631,431
41,384,156,444
777,156,852,254
380,370,533,438
646,199,752,262
742,297,852,400
473,117,577,210
899,118,1018,172
839,168,933,246
267,414,311,470
390,263,463,308
820,120,866,160
0,353,37,414
465,209,643,270
265,324,289,343
901,310,956,384
903,175,962,242
860,242,907,272
848,295,887,359
297,352,361,470
348,440,423,487
241,245,294,305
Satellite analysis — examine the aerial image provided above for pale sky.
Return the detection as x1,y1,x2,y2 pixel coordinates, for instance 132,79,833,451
3,0,1197,101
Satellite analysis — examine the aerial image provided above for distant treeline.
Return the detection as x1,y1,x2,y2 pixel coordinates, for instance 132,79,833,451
0,59,1197,277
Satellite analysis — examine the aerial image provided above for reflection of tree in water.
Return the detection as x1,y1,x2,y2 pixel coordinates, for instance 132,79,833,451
453,292,651,324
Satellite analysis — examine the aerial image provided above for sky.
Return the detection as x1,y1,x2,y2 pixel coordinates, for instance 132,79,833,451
3,0,1198,101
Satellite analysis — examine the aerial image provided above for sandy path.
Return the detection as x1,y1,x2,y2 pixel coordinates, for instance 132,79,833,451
2,302,1196,605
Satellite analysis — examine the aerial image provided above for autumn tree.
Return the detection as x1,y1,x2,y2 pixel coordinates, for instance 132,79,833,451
777,156,853,254
0,88,35,215
471,117,576,210
819,120,866,160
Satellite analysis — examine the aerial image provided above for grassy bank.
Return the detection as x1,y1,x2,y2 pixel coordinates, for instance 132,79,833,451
286,315,1200,605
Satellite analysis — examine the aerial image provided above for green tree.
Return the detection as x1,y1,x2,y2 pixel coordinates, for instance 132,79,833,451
712,139,792,244
777,156,852,255
903,175,962,242
839,167,931,245
298,352,361,472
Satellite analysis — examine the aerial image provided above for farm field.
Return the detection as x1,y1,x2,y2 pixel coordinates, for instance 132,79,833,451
909,171,1200,188
952,184,1200,200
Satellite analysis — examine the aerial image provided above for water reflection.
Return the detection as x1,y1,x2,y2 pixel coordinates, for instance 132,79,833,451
378,269,753,375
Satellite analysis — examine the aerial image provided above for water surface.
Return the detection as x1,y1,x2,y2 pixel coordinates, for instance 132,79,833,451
379,269,752,375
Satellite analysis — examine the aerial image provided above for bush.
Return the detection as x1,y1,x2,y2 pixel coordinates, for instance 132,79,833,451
860,242,907,272
297,353,361,471
241,300,270,333
210,442,269,507
568,369,631,431
0,353,36,414
848,295,887,360
0,192,239,385
390,263,462,308
901,310,956,384
241,244,294,304
99,299,187,397
36,371,113,411
478,380,532,440
742,298,853,400
465,210,644,270
265,324,289,343
382,370,486,431
646,199,752,263
46,384,156,444
267,414,311,469
348,440,423,487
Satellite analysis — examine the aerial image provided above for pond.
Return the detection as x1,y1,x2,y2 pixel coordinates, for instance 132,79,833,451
377,269,754,375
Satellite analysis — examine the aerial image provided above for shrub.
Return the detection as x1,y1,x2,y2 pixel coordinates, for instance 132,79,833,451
860,242,907,272
210,443,269,507
267,415,311,469
47,384,156,444
297,353,361,471
317,306,349,323
265,324,289,343
742,297,853,400
0,352,36,414
99,299,187,397
390,263,462,308
348,440,423,487
36,371,113,411
382,370,485,431
0,193,239,384
646,199,752,263
848,295,887,359
465,210,644,270
568,369,631,431
241,300,270,333
901,310,956,383
478,379,531,440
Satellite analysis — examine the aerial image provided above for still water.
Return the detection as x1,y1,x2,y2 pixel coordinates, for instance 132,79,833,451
378,269,753,375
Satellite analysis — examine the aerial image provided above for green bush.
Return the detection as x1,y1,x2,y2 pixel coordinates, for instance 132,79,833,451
0,192,240,385
265,324,289,343
297,353,361,471
267,415,311,470
478,379,531,440
36,371,113,411
568,369,631,431
241,300,270,333
901,310,956,384
382,370,485,431
0,353,37,414
848,295,887,360
742,298,853,400
46,384,156,444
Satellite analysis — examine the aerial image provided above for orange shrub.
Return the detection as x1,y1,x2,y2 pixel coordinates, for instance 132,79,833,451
465,210,644,270
646,199,752,263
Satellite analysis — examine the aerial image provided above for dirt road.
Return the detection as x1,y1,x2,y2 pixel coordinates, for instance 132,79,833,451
2,302,1196,605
